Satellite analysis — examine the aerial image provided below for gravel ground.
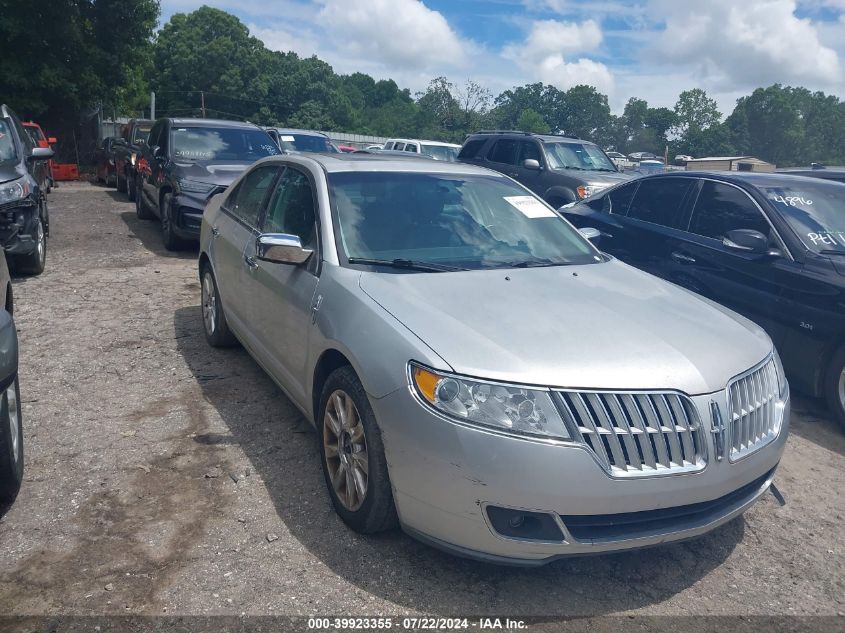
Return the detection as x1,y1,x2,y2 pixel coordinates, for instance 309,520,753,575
0,182,842,626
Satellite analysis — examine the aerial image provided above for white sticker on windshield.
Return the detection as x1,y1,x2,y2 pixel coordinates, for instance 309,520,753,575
280,135,296,142
771,194,813,207
808,232,845,247
504,196,556,218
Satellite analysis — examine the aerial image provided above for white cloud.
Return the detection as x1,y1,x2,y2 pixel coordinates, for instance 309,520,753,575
316,0,469,71
247,23,320,59
502,19,614,94
651,0,842,90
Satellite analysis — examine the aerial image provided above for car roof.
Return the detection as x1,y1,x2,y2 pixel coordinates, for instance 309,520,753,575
637,170,845,188
272,153,503,175
466,131,593,145
166,118,261,129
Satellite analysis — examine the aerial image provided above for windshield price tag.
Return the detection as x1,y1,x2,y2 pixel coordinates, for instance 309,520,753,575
504,196,556,218
280,135,296,142
771,194,813,207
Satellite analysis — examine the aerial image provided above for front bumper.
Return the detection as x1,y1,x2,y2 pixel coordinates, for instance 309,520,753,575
372,385,789,565
172,188,225,241
0,200,39,255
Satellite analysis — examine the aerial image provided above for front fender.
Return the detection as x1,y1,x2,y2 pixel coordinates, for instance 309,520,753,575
543,185,578,205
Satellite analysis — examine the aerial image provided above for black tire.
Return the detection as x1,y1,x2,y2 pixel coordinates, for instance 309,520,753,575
135,179,152,219
160,192,185,251
0,376,24,504
127,172,137,202
823,346,845,432
116,172,127,193
318,366,398,533
13,216,46,276
200,265,237,348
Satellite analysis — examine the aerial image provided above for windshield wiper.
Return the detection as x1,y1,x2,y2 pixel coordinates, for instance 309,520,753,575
347,257,467,272
591,168,617,172
498,258,569,269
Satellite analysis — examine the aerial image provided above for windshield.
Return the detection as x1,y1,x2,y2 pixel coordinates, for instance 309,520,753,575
329,172,600,270
544,142,616,171
171,127,280,162
761,180,845,253
132,125,152,144
25,125,45,143
0,121,17,162
276,133,338,153
421,144,458,162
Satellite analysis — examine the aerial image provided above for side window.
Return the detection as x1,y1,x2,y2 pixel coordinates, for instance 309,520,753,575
627,178,694,228
488,139,519,166
457,138,486,159
226,166,279,227
148,122,162,150
404,143,417,152
518,141,543,165
393,142,405,151
158,123,169,154
607,181,638,215
689,181,771,240
383,141,394,150
262,168,317,250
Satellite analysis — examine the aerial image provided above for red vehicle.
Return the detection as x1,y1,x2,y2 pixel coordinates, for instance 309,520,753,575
337,144,357,153
23,121,56,193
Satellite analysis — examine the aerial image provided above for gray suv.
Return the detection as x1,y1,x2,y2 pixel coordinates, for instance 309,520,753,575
458,130,632,208
198,154,788,565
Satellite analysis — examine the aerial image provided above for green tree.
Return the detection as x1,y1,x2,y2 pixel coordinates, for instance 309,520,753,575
516,109,551,134
674,89,721,136
558,85,612,144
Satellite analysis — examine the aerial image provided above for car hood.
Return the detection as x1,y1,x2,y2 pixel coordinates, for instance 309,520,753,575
359,260,772,395
173,161,254,187
0,161,25,184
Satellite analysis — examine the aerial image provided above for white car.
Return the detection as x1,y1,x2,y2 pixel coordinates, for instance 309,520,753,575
382,138,461,161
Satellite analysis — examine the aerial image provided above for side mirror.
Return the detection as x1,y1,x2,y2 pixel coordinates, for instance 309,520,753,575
29,147,54,161
723,229,773,256
523,158,541,170
152,145,165,160
256,233,312,265
578,227,602,241
47,137,57,144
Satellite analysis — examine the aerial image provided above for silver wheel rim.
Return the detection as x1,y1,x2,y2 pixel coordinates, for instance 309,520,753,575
6,380,19,465
36,219,45,264
201,273,216,336
323,390,368,511
838,370,845,410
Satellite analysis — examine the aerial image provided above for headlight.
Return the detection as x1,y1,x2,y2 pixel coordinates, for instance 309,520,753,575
410,363,571,440
130,153,137,166
178,179,216,194
773,348,788,396
0,178,29,205
576,184,609,199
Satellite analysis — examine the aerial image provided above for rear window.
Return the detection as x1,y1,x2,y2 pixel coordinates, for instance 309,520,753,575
132,125,152,145
458,138,486,159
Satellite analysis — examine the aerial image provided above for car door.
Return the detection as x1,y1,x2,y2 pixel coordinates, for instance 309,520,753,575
211,165,281,337
611,176,697,278
139,121,163,213
484,138,520,181
241,165,321,406
514,140,546,192
675,178,795,345
561,180,639,253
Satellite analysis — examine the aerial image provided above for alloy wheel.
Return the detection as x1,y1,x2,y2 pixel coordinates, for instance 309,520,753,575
837,370,845,411
35,219,45,266
201,272,217,336
6,380,19,466
323,390,369,511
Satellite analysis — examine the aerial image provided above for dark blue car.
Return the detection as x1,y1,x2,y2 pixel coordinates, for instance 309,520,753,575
561,171,845,430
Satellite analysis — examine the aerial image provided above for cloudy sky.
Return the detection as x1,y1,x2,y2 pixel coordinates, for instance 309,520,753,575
160,0,845,114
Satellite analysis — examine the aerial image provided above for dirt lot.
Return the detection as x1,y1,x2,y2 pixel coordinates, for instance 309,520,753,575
0,182,842,625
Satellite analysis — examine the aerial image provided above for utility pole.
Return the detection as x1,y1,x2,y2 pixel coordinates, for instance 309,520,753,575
201,91,206,118
150,91,156,120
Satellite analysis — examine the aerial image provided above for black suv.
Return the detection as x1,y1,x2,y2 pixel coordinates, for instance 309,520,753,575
135,118,280,250
113,118,153,201
561,171,845,429
457,130,631,207
0,104,53,275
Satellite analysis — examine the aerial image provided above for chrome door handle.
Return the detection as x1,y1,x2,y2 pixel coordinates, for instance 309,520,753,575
244,254,258,269
671,251,696,264
211,226,220,238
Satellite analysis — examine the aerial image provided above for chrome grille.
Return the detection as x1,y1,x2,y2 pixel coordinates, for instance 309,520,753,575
728,357,782,460
556,391,705,477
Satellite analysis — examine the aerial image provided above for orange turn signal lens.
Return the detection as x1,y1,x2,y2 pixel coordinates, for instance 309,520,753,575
412,366,442,403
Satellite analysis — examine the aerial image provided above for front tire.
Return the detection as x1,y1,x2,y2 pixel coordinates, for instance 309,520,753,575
824,347,845,432
13,216,46,276
160,193,185,251
200,266,237,347
0,376,23,504
318,366,398,533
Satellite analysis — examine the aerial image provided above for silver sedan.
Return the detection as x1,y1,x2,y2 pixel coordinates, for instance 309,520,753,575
198,154,790,565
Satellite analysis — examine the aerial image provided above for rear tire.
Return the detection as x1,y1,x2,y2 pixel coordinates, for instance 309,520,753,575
318,366,398,534
13,216,46,276
823,347,845,432
0,376,23,504
160,193,185,251
135,180,152,219
200,266,237,347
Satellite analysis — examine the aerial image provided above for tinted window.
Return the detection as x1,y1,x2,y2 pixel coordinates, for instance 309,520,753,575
148,122,163,149
263,168,317,249
689,181,770,240
489,139,519,165
458,139,486,159
133,124,152,145
519,141,543,165
608,181,637,215
227,166,279,227
627,178,693,227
